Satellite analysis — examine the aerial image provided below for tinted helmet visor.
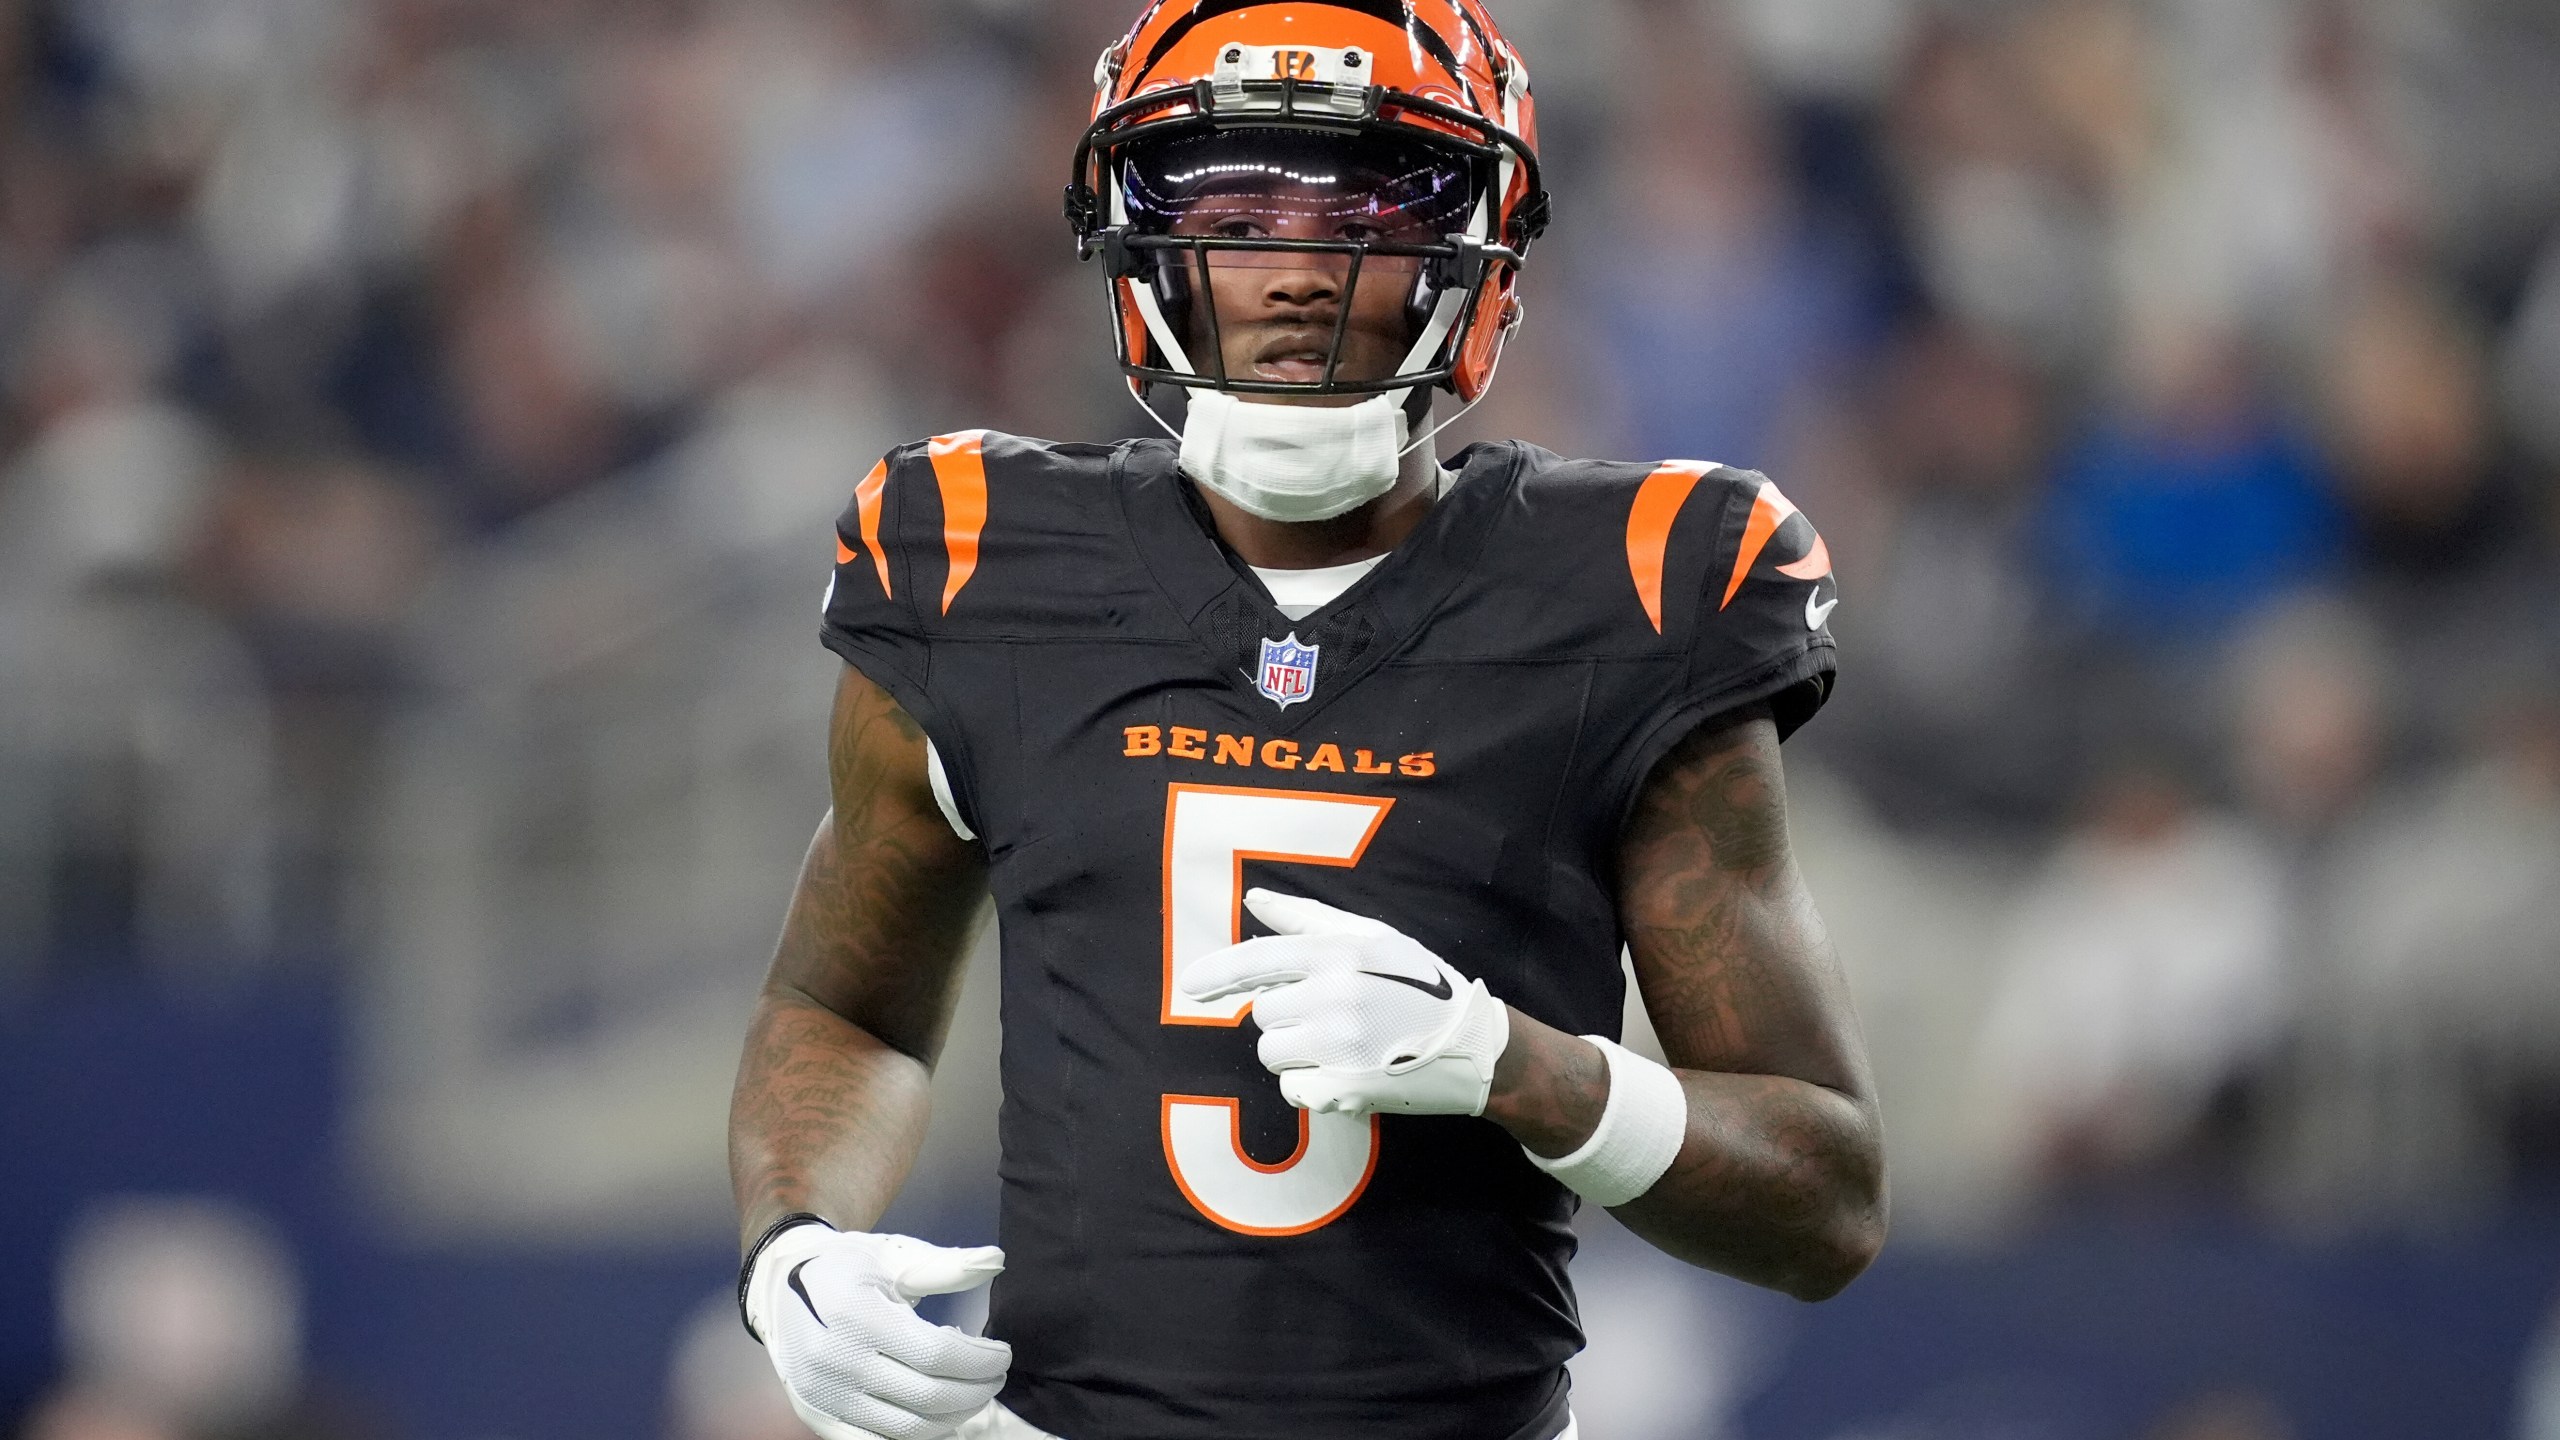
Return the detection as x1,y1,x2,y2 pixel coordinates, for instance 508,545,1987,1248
1117,127,1483,386
1120,126,1480,243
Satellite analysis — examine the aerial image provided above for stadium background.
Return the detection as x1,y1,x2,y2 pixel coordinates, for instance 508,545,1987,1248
3,0,2559,1435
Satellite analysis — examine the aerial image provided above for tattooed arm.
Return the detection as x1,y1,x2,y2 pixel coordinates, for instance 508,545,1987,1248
1481,705,1885,1300
727,664,988,1253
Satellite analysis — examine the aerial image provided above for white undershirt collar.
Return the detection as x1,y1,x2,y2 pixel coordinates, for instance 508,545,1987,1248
1248,555,1385,621
1243,462,1458,621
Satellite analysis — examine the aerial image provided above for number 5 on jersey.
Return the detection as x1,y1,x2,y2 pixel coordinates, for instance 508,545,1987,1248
1159,783,1393,1236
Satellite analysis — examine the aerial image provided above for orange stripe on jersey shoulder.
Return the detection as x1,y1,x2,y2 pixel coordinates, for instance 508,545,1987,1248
927,431,989,616
1720,480,1803,610
848,458,891,597
1625,460,1718,634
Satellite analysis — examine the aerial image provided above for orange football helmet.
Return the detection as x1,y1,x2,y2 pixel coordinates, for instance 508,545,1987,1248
1066,0,1548,407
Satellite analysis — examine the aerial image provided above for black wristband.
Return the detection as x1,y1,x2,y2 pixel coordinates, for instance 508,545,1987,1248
737,1212,831,1342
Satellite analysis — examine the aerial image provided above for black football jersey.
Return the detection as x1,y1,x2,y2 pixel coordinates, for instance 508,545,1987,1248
819,432,1834,1440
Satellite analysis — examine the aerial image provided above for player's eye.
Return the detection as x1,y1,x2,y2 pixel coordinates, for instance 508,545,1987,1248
1208,217,1268,240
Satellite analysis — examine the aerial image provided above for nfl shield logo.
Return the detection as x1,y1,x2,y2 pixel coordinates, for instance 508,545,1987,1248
1256,633,1320,708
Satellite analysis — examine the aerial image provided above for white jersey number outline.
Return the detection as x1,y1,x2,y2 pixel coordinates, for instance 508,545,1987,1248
1158,783,1393,1235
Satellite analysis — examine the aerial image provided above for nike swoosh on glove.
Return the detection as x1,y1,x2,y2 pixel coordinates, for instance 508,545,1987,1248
1178,888,1511,1116
744,1221,1011,1440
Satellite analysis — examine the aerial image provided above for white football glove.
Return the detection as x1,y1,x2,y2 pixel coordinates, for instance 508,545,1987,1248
1179,888,1511,1116
741,1219,1011,1440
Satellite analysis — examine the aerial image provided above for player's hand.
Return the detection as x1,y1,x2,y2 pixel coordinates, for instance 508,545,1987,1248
743,1221,1011,1440
1179,888,1511,1116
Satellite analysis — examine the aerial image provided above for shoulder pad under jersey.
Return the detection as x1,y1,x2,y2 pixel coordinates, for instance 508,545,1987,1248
1479,446,1836,737
821,429,1147,654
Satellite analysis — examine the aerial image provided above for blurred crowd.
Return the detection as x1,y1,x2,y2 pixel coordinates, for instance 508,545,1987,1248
3,0,2559,1277
7,0,2560,1437
20,1200,364,1440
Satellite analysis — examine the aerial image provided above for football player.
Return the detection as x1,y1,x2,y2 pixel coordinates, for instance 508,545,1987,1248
727,4,1884,1438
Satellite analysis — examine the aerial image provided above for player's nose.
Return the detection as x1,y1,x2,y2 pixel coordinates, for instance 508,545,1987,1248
1256,261,1343,311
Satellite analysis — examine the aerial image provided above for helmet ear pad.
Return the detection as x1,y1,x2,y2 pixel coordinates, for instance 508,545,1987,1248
1405,250,1460,355
1104,237,1200,377
1143,246,1199,371
1116,277,1153,375
1451,259,1518,402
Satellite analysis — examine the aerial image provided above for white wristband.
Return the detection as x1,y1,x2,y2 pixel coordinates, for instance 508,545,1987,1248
1521,1036,1688,1207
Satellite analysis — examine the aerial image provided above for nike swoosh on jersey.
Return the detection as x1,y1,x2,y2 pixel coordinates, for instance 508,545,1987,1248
1806,591,1838,630
1360,969,1454,1002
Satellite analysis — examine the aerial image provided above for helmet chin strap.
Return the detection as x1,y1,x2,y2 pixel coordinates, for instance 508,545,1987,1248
1176,387,1408,522
1133,365,1484,468
1131,381,1184,442
1135,380,1458,461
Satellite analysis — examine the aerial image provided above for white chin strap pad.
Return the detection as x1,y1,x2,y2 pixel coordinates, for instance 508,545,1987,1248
1177,389,1408,523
